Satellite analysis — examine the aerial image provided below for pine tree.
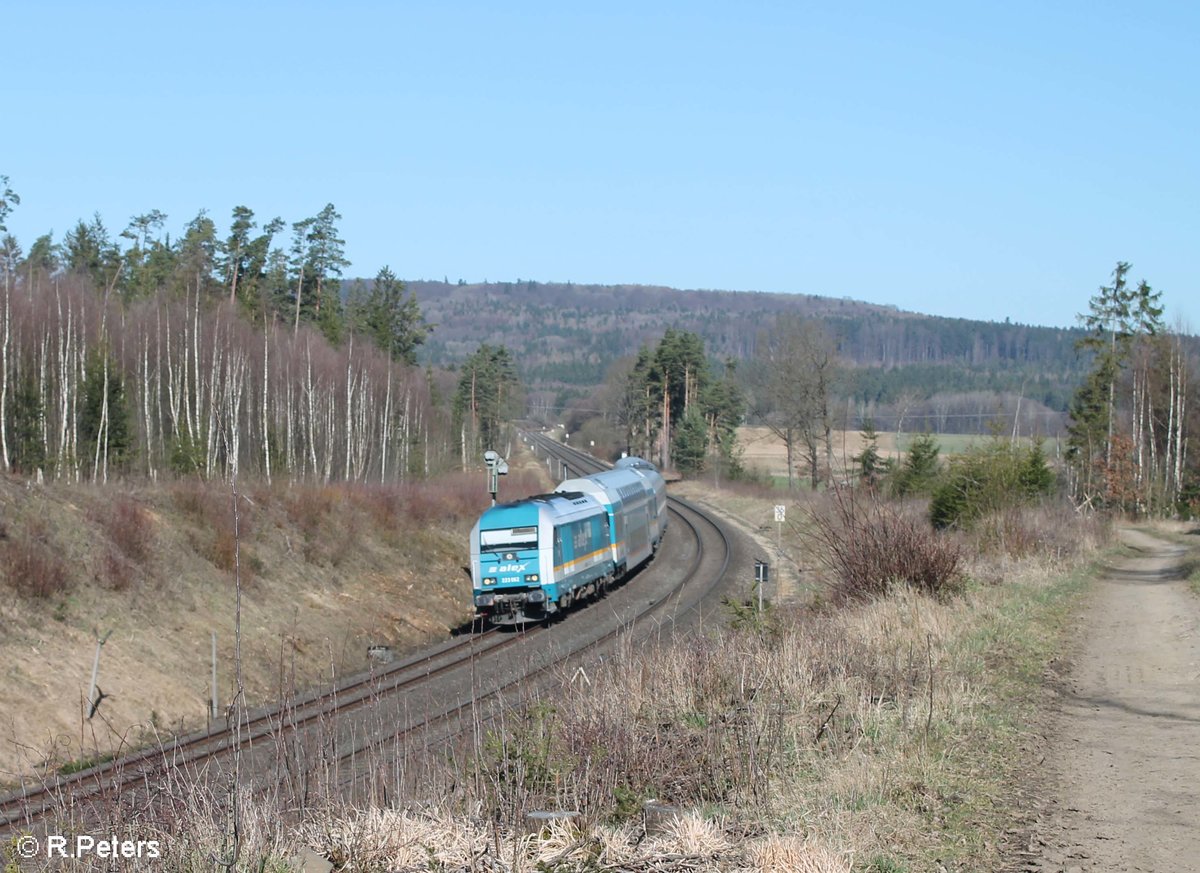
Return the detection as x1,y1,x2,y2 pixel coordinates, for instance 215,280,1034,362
854,419,883,486
893,432,941,496
702,360,745,479
9,371,44,474
1019,438,1056,498
1068,262,1165,508
63,215,122,290
672,408,709,474
0,176,17,232
365,266,430,365
453,344,521,463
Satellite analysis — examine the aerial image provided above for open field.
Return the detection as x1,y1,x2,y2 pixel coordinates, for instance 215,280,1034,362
736,425,1066,483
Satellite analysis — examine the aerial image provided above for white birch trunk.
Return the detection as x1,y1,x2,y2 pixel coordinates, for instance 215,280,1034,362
1,267,11,471
380,363,392,483
262,325,271,484
344,337,355,482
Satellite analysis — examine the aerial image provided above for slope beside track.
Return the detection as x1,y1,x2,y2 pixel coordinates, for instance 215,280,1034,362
1,438,748,830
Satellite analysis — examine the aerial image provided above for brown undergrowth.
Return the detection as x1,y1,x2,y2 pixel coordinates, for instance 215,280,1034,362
0,464,550,789
3,479,1108,872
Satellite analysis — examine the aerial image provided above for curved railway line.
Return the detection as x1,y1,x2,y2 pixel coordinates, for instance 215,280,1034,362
0,435,747,833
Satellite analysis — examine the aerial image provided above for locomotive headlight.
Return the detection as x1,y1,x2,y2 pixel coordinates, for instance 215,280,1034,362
504,552,516,561
483,577,497,586
525,573,540,583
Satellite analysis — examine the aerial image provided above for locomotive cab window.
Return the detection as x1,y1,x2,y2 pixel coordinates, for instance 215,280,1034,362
480,527,538,552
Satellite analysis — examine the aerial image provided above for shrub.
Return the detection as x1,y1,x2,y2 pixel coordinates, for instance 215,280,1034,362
172,481,254,571
930,439,1056,530
854,419,886,486
4,524,71,599
809,486,964,601
99,495,154,564
99,547,134,591
285,486,338,541
672,409,710,475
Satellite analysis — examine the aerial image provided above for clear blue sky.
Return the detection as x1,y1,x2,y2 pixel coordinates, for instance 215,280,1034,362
4,2,1197,331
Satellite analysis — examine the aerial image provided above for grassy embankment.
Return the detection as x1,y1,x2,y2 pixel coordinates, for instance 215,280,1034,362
0,463,550,788
4,476,1119,873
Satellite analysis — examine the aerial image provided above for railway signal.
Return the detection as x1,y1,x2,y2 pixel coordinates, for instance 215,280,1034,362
483,450,509,506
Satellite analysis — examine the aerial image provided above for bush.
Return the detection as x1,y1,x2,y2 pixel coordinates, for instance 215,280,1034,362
172,481,254,572
809,486,964,601
98,495,154,564
4,524,71,599
930,439,1056,530
99,547,135,591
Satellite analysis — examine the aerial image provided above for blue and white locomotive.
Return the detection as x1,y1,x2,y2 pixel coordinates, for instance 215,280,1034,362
470,458,667,625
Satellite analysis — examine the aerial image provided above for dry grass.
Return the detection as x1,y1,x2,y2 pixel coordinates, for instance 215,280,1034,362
17,787,850,871
16,530,1076,870
0,474,516,788
424,497,1109,871
0,463,1109,871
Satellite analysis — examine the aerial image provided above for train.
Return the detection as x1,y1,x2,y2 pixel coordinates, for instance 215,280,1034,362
469,457,668,625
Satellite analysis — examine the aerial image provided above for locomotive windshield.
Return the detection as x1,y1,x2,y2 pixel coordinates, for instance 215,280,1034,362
480,526,539,552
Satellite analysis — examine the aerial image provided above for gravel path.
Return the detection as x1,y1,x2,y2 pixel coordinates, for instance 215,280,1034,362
1027,528,1200,873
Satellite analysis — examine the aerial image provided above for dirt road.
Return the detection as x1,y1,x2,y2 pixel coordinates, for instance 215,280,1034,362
1027,528,1200,872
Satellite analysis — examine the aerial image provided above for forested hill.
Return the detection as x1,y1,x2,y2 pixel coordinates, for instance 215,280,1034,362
408,279,1090,406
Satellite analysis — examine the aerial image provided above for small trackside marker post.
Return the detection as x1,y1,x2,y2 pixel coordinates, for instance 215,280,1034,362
754,560,769,614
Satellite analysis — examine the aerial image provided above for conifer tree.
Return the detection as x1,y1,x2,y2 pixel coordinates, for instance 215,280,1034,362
453,344,520,464
365,266,430,365
1068,262,1165,508
0,175,18,232
893,432,941,496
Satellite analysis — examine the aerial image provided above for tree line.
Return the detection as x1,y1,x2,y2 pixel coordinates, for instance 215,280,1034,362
0,176,463,484
1066,263,1193,515
410,279,1097,404
3,173,1193,512
610,329,745,478
572,268,1196,514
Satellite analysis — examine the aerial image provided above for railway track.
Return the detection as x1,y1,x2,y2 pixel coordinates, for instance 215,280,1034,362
0,628,521,831
332,434,740,798
0,435,744,832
